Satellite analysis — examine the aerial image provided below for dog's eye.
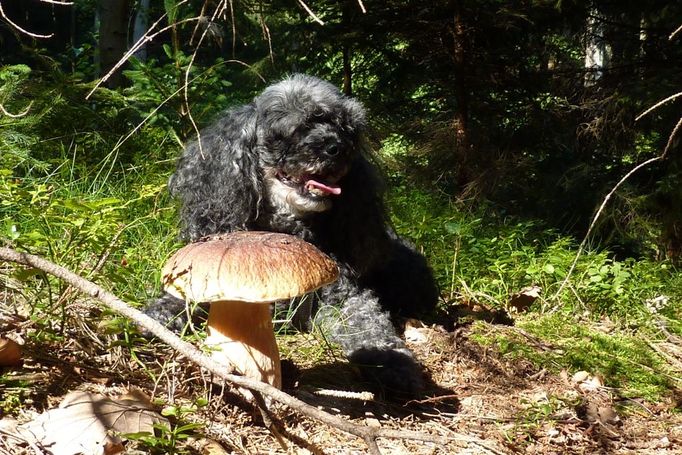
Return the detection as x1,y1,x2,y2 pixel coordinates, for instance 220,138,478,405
325,144,340,156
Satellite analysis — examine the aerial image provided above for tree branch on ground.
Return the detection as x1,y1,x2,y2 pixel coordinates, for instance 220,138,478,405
0,247,456,454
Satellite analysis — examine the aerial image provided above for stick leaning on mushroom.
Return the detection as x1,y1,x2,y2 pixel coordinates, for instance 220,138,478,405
161,231,339,388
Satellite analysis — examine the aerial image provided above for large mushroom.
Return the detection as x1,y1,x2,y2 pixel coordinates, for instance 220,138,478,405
161,231,338,388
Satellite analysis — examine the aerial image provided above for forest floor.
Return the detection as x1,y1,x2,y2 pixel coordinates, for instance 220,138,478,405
0,295,680,455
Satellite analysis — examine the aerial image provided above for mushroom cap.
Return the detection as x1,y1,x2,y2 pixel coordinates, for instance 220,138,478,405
161,231,339,303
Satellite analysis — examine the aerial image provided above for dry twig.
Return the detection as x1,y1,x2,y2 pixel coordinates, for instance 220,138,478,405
182,0,230,159
551,155,664,304
0,102,33,118
297,0,324,25
552,72,682,303
0,247,450,454
0,2,53,38
86,0,193,99
669,23,682,41
635,92,682,122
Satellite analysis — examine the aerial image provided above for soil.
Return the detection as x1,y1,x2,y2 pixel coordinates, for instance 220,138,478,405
1,305,680,455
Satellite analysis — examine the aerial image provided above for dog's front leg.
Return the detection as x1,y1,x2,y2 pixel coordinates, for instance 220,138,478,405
314,280,424,398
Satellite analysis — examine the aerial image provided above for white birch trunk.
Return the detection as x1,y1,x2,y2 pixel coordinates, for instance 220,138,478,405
584,9,608,86
132,0,150,61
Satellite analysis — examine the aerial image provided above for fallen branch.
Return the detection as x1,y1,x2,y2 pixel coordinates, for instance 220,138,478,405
0,247,450,454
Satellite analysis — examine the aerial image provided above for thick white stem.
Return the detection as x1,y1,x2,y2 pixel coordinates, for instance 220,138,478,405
205,301,281,388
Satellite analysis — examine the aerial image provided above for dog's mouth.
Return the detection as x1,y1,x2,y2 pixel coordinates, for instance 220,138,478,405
276,171,343,198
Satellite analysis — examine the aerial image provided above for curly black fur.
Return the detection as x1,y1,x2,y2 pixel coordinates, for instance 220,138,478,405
144,74,439,396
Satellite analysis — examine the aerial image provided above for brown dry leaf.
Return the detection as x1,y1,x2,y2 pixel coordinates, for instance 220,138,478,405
102,441,125,455
508,285,541,312
198,438,230,455
404,319,431,343
14,390,167,455
571,370,590,383
404,319,448,344
578,375,604,393
597,404,620,425
571,370,606,393
0,337,22,366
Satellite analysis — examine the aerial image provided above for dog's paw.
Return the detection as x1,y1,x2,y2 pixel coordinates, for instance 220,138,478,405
348,347,424,398
141,293,208,337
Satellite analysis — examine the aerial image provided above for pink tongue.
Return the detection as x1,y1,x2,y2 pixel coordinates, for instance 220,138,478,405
305,179,342,195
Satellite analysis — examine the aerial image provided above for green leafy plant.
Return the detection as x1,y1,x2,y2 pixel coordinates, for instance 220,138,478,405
388,184,679,322
124,398,208,454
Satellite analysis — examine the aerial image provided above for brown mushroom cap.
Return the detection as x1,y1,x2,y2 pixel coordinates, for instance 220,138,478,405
161,231,339,302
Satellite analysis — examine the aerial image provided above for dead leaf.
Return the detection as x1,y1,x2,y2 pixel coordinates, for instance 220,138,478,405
578,375,604,393
508,285,541,312
0,338,22,366
13,390,167,455
198,438,229,455
597,404,619,425
103,441,125,455
571,370,605,393
0,417,19,433
572,370,590,383
404,319,430,343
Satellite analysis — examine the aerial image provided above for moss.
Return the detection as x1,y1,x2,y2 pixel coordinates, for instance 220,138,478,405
469,314,679,402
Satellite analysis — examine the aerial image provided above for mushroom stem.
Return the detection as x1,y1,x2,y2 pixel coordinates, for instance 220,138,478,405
204,301,281,388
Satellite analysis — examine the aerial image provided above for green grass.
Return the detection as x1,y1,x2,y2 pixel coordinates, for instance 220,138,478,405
388,183,680,320
384,182,681,403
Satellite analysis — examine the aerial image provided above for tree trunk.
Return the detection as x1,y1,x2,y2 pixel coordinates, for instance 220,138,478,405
132,0,150,62
450,0,471,186
342,46,352,96
584,8,609,86
98,0,130,88
341,0,353,96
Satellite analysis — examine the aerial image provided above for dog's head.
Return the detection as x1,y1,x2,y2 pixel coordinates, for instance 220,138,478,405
254,74,367,216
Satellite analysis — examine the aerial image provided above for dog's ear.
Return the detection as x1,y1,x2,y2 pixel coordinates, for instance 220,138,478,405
169,105,261,241
322,151,393,272
339,98,367,134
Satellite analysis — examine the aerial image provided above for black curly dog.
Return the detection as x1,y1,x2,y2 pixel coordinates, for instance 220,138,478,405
144,74,439,396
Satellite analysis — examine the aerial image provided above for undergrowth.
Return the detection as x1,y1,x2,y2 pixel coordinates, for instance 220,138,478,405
388,183,680,327
387,182,681,403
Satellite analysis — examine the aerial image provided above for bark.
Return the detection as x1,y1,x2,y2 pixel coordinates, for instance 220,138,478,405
584,9,609,86
450,0,471,186
98,0,130,88
132,0,150,62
